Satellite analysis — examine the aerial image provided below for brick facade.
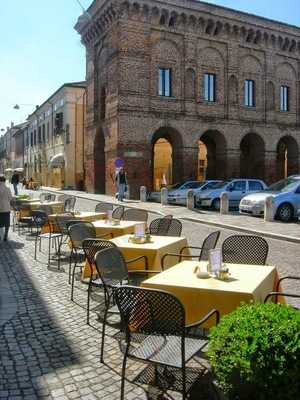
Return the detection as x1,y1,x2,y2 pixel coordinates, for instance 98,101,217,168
75,0,300,198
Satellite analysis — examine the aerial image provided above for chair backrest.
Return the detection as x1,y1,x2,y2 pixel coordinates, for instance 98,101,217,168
55,214,74,235
94,247,129,287
31,210,48,229
112,205,124,220
40,192,55,202
149,216,173,235
123,208,148,222
95,202,114,213
83,239,117,267
68,221,96,249
222,235,269,265
64,197,76,212
38,205,53,216
57,194,69,202
199,231,221,261
115,286,185,337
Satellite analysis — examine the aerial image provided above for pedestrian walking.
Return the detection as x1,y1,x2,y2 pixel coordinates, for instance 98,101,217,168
0,175,13,242
11,172,19,195
115,167,127,202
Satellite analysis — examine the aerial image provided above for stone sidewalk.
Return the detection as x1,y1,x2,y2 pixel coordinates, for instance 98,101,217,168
0,230,213,400
40,187,300,243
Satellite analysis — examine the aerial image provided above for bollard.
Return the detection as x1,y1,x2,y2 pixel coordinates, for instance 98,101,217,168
264,196,274,222
220,192,229,215
125,184,130,200
140,186,147,202
161,187,168,206
186,189,195,210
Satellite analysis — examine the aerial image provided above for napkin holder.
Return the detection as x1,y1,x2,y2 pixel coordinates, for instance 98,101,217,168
216,266,230,281
128,234,152,244
110,218,120,226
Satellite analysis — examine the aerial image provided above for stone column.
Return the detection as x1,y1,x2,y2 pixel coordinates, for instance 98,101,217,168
264,151,278,184
226,149,240,179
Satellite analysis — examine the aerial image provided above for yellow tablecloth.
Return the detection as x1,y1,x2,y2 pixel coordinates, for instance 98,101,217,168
81,234,189,279
19,201,64,218
46,211,107,233
111,234,189,271
92,220,142,238
142,261,279,327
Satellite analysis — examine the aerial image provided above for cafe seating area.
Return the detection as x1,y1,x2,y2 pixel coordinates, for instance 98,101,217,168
11,192,300,399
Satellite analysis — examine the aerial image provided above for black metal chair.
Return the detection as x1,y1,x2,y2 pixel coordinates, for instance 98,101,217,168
150,217,182,237
222,235,269,265
64,197,76,213
68,222,97,301
11,200,33,234
95,202,114,213
32,210,62,267
40,192,56,202
123,208,148,223
149,215,173,235
38,204,53,215
82,239,117,325
54,214,75,271
161,231,221,270
264,275,300,307
112,205,124,220
94,247,156,362
115,285,220,400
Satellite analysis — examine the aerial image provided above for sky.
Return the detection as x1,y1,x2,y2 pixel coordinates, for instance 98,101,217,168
0,0,299,132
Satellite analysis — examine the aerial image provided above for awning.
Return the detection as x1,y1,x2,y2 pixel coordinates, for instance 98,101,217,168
4,168,13,172
14,168,24,172
49,153,65,168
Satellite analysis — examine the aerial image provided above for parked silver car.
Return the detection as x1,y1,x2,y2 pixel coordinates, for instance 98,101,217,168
148,183,182,203
196,179,267,210
239,176,300,222
168,180,221,205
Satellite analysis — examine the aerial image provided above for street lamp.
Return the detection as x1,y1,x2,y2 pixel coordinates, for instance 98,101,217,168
13,104,39,110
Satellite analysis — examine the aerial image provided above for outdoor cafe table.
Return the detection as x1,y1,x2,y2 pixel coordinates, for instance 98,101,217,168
45,211,107,234
141,260,279,327
92,220,143,239
110,234,189,271
19,201,64,217
81,234,189,279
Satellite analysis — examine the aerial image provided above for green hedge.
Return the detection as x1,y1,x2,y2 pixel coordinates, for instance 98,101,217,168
208,303,300,400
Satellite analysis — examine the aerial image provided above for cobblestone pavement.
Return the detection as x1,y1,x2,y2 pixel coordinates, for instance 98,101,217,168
0,190,299,399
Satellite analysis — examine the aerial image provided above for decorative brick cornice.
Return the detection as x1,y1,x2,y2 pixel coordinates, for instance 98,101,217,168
75,0,300,56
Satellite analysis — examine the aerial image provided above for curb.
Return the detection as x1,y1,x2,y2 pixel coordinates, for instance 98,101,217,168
40,188,300,244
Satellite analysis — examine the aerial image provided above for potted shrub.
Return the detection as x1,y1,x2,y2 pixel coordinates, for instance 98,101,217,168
208,303,300,400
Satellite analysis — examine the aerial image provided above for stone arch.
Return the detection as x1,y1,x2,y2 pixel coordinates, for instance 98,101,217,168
151,127,184,188
240,54,262,74
266,81,275,111
199,130,227,179
168,11,178,27
240,133,265,180
199,46,224,67
276,62,296,80
93,127,106,193
152,38,180,61
185,68,196,99
228,75,238,105
277,136,299,180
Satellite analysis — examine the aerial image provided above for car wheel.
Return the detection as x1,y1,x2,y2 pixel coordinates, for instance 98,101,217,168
276,203,294,222
212,198,220,211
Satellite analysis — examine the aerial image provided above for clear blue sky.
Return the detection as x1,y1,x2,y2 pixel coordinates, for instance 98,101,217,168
0,0,299,131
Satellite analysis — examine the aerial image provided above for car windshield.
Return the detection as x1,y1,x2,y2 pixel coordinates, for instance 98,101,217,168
208,181,227,189
167,183,182,190
266,178,300,192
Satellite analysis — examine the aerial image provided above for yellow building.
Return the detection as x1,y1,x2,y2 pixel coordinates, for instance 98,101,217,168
25,82,86,189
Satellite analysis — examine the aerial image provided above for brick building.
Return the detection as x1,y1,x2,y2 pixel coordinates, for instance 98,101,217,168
75,0,300,197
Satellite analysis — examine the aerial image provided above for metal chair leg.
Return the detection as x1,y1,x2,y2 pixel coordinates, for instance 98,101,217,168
87,282,92,325
70,254,78,301
100,294,111,363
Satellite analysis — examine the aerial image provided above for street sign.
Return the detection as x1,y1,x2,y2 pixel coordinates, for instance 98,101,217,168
115,158,124,168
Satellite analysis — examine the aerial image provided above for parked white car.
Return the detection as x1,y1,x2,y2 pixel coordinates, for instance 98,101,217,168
239,176,300,222
168,180,221,205
196,179,267,210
